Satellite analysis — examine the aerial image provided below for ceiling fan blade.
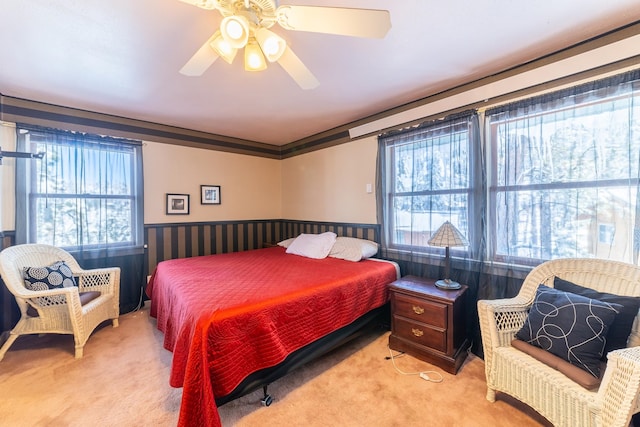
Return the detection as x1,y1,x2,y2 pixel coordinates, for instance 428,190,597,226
276,6,391,38
277,46,319,90
177,0,217,10
179,34,220,76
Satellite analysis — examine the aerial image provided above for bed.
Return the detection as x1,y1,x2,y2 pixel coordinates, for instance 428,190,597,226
146,244,399,427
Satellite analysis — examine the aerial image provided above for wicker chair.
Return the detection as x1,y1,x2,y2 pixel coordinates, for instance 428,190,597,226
478,258,640,427
0,244,120,360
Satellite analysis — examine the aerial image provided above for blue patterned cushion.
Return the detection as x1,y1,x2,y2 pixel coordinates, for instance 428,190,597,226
23,261,77,291
515,284,622,377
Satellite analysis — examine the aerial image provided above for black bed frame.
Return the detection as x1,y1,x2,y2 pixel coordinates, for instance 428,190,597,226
215,302,390,407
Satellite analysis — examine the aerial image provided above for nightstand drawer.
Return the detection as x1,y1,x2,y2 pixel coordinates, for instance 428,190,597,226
393,293,447,328
393,316,446,352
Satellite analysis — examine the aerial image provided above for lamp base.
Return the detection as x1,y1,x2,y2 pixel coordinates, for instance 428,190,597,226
435,279,461,290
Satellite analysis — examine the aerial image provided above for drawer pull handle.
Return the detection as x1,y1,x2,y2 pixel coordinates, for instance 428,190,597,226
412,305,424,315
412,328,424,337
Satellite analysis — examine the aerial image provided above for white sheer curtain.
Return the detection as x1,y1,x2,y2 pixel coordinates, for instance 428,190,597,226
15,124,144,259
377,111,483,281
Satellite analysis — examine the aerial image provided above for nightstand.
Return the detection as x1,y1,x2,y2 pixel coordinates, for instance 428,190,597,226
388,275,469,374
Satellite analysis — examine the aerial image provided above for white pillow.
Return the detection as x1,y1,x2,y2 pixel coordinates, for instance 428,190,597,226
286,232,337,259
277,238,296,248
329,237,379,262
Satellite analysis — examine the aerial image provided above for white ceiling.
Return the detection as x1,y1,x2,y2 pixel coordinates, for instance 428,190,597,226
1,0,639,146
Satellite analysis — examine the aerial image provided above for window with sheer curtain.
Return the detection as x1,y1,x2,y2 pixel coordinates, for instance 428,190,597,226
378,112,480,256
486,71,640,266
379,70,640,270
15,125,144,258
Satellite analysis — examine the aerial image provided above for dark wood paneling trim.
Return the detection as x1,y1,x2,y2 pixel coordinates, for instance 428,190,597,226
0,96,281,159
144,219,283,272
280,130,351,159
279,219,380,243
143,219,382,276
0,231,15,250
0,232,18,337
280,22,640,153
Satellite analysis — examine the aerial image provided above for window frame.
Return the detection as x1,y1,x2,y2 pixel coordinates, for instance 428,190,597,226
381,113,478,256
16,125,144,258
486,85,640,266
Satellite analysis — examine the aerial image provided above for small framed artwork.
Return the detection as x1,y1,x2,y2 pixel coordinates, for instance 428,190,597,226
201,185,221,205
166,193,190,215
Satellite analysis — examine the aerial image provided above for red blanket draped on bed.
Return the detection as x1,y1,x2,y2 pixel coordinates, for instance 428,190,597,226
146,246,398,427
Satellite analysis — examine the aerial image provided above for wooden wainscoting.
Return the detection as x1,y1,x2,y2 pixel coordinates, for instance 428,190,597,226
144,220,283,275
144,219,381,276
280,219,380,242
0,232,18,342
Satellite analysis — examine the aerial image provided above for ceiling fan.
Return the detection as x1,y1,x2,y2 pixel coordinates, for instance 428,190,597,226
178,0,391,89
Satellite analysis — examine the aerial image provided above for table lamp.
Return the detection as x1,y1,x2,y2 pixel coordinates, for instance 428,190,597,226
427,221,469,290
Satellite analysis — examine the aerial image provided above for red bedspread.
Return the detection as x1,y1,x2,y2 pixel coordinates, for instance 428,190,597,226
146,246,398,427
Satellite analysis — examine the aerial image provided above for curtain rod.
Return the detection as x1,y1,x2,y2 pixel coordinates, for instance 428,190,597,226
0,147,45,165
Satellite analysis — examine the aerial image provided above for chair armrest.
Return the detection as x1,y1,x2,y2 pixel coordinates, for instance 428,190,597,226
478,297,530,369
14,284,78,300
17,286,84,316
597,347,640,427
76,266,120,296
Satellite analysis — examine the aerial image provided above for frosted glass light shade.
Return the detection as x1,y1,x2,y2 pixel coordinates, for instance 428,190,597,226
209,31,237,64
244,40,267,71
255,28,286,62
220,15,250,49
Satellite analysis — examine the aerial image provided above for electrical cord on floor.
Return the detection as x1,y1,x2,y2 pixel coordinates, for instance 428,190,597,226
385,345,444,383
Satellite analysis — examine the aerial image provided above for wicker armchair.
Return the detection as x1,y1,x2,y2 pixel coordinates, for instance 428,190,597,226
478,258,640,427
0,244,120,360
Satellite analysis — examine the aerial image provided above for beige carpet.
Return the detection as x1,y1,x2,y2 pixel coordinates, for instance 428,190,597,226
0,307,551,426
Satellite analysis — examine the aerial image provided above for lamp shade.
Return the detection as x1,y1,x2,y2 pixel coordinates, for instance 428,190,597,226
220,15,250,49
427,221,468,248
244,40,267,71
209,31,238,64
255,28,286,62
428,221,468,290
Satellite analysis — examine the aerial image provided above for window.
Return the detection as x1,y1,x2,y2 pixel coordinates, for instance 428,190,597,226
16,125,144,257
379,112,479,254
486,72,640,265
378,70,640,268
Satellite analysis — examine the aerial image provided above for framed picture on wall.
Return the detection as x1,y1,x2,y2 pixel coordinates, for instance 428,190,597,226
166,193,190,215
201,185,221,205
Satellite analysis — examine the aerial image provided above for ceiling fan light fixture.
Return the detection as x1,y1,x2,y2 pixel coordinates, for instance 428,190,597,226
255,27,286,62
209,31,237,64
244,40,268,71
220,15,250,48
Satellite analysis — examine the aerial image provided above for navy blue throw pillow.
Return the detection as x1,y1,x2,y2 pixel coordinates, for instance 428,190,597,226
515,285,622,378
555,277,640,358
23,261,76,291
23,261,77,305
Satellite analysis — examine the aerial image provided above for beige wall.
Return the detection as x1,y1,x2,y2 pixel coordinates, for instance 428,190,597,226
0,123,16,232
0,123,379,230
143,141,282,224
281,137,378,224
0,133,283,230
